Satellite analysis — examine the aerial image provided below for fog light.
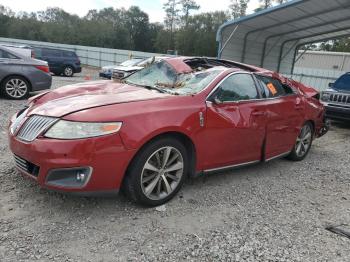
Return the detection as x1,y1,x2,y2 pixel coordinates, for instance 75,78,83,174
76,172,86,181
46,167,92,188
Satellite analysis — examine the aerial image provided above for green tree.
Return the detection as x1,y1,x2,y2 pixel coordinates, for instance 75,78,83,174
229,0,249,19
180,0,200,27
163,0,181,50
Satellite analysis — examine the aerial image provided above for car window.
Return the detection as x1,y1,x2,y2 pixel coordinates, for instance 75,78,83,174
214,73,259,102
33,48,42,58
62,51,76,57
0,49,19,59
42,49,62,57
255,75,293,98
333,74,350,91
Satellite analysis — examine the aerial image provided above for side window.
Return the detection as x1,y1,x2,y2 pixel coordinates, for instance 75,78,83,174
63,51,75,57
255,75,293,98
0,50,18,59
215,73,259,102
43,49,61,57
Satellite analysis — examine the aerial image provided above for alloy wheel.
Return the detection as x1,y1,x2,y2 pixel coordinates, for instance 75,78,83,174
295,125,312,157
141,146,184,201
5,79,28,98
64,67,73,77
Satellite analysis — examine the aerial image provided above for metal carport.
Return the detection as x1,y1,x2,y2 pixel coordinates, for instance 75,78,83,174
216,0,350,74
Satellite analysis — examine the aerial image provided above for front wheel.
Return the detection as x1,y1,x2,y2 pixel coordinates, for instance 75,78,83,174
287,122,313,161
123,137,188,206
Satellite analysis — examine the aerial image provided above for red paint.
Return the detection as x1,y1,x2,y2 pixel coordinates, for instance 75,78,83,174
8,57,326,193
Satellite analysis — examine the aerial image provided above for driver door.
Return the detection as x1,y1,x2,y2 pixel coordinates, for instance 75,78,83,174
202,73,267,170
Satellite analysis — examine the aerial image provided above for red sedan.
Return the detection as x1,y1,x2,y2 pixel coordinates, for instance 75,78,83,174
8,57,328,206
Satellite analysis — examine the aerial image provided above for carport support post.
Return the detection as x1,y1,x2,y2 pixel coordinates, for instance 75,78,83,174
218,25,239,60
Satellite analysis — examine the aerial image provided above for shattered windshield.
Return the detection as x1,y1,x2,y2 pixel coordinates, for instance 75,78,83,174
124,61,223,95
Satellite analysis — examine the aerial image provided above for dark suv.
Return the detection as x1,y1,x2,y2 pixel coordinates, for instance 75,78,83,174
33,47,81,77
321,73,350,122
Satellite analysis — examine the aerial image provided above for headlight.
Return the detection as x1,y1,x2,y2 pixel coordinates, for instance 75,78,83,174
321,92,330,101
44,120,122,139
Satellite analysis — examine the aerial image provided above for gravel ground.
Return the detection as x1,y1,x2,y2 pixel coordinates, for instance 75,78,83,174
1,67,350,261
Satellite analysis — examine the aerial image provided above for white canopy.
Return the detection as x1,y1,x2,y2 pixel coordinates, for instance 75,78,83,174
216,0,350,74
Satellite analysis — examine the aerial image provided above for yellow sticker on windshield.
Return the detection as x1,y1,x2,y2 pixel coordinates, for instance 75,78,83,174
267,83,277,95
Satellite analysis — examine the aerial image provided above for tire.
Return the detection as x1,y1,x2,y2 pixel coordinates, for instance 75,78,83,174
63,66,74,77
0,76,30,100
287,122,314,161
123,137,188,206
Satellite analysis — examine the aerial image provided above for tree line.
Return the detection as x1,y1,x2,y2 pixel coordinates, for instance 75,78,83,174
0,0,348,57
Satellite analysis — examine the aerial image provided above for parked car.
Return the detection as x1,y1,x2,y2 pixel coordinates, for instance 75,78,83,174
112,56,171,79
99,58,144,79
321,73,350,122
0,46,52,100
32,47,81,77
8,57,328,206
0,44,34,58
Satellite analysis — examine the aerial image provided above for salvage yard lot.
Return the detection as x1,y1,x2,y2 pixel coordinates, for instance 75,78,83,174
1,67,350,261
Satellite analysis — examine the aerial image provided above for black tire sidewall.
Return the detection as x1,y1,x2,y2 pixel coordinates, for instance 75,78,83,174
1,76,30,100
124,137,188,206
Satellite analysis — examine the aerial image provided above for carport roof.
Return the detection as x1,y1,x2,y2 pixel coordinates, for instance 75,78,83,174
216,0,350,74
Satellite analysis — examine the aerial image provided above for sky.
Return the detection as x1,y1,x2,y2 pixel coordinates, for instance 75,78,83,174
0,0,261,22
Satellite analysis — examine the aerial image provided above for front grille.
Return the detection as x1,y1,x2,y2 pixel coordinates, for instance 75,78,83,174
14,155,40,177
17,115,57,142
112,71,126,79
329,93,350,105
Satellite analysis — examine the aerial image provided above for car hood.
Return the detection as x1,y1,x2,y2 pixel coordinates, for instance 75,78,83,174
325,88,350,94
28,80,170,118
113,66,144,72
101,65,116,71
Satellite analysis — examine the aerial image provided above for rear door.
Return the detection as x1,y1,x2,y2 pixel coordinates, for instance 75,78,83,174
42,49,62,72
255,75,305,160
202,73,267,170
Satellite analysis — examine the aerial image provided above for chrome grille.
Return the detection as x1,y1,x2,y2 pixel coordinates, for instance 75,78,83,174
17,115,57,142
112,70,126,79
329,93,350,105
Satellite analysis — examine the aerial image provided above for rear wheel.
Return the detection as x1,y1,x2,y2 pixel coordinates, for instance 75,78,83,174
63,66,74,77
287,122,313,161
123,137,188,206
1,76,30,100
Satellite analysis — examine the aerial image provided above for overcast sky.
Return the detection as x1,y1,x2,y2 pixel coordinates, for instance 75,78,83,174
0,0,261,22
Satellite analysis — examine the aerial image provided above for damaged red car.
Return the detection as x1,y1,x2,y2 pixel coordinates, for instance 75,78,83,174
8,57,328,206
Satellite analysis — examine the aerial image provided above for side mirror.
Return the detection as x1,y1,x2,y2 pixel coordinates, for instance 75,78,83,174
213,96,223,105
328,82,334,88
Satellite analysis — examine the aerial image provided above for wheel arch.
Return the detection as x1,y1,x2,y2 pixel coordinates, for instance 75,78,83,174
123,131,197,185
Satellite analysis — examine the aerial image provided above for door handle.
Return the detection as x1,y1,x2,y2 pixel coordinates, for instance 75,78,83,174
252,111,265,116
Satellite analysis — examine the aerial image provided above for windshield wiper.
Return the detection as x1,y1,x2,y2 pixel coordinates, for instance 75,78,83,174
125,80,168,94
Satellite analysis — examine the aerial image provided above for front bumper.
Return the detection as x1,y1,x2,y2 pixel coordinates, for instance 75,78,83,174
325,104,350,121
9,132,136,193
99,72,112,79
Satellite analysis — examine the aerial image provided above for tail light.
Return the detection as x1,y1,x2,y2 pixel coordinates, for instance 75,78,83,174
35,65,50,73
